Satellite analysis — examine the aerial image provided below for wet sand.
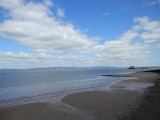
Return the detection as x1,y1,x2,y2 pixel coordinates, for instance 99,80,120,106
0,102,85,120
0,71,159,120
126,76,160,119
62,72,160,120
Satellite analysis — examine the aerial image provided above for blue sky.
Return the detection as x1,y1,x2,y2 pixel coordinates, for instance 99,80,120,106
0,0,160,68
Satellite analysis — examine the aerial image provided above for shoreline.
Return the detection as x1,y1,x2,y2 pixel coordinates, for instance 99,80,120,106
62,71,160,120
0,70,159,120
0,72,134,108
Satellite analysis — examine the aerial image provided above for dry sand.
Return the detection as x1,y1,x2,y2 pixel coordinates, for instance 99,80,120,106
0,71,159,120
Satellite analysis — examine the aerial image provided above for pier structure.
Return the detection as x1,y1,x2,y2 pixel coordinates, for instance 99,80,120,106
128,66,160,70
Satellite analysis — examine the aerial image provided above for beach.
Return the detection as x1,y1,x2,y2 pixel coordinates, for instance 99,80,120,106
0,71,160,120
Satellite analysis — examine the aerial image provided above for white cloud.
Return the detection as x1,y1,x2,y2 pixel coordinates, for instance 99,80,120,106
134,16,160,43
44,0,54,7
0,52,93,68
90,17,160,66
0,0,159,68
0,0,97,53
143,0,160,6
0,0,22,9
57,8,65,18
90,17,154,62
92,32,150,62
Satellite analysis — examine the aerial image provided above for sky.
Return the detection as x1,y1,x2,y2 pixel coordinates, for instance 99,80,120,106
0,0,160,68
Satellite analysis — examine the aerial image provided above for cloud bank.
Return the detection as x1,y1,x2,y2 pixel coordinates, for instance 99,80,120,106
0,0,159,68
0,0,97,53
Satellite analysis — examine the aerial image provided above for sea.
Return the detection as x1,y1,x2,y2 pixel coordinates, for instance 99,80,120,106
0,67,146,107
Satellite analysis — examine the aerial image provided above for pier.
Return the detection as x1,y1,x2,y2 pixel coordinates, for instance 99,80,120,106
128,66,160,70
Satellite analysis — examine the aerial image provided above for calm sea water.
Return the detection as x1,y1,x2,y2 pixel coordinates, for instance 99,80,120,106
0,67,142,107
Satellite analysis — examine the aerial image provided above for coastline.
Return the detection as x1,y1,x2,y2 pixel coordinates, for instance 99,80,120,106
0,71,159,120
62,71,160,120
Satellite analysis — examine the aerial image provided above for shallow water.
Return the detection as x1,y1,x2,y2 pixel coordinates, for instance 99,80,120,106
0,67,146,107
